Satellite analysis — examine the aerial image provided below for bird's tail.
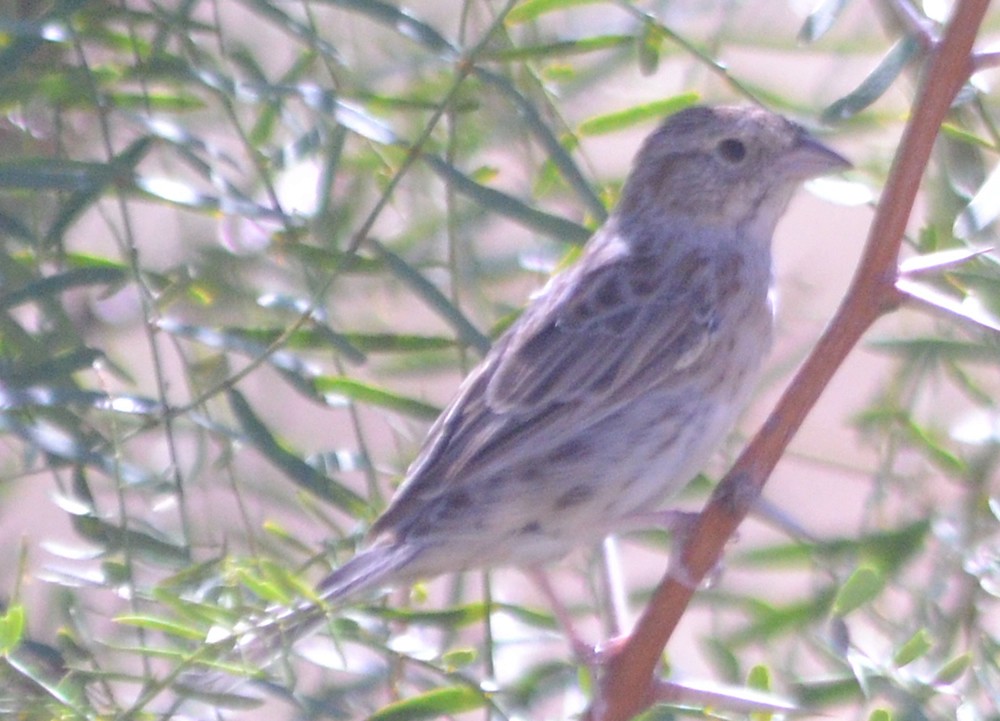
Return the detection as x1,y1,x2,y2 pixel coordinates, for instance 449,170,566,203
315,541,421,604
177,543,420,697
243,541,422,646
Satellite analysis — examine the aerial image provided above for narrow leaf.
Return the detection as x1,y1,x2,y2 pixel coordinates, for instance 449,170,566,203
473,67,606,219
0,604,26,653
832,566,883,616
822,35,920,122
47,136,154,244
321,0,456,56
0,267,126,310
933,653,971,684
954,161,1000,237
507,0,604,24
485,34,632,62
115,614,205,640
314,376,441,420
369,685,488,721
896,276,1000,334
422,154,592,244
71,515,190,565
894,628,932,667
227,389,368,516
578,93,699,135
370,240,492,353
799,0,851,42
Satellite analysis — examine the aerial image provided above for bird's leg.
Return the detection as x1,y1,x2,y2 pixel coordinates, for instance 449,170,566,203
526,568,596,662
598,536,629,639
586,510,719,670
530,511,724,676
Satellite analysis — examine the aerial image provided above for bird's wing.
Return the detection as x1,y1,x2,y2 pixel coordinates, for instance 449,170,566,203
485,230,726,413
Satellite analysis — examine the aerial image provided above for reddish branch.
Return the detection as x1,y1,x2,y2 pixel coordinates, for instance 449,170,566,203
591,1,991,719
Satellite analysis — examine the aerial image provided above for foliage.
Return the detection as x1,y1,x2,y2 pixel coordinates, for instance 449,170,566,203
0,0,998,719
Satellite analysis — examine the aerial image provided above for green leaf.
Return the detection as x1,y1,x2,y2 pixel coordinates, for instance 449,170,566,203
70,514,190,565
792,674,863,706
0,422,156,488
940,122,997,150
0,266,126,311
365,603,490,628
832,566,883,616
747,664,771,691
868,337,999,363
702,637,741,683
47,136,154,244
822,35,920,122
473,68,605,219
318,0,456,56
0,387,161,416
893,628,932,667
955,161,1000,238
133,175,223,211
932,652,971,684
725,591,836,646
0,347,104,386
485,34,632,62
369,685,488,721
0,604,26,654
162,321,439,416
227,389,369,516
746,664,774,721
114,614,205,640
5,649,90,714
734,519,930,575
421,154,592,244
799,0,851,42
902,416,966,475
637,22,663,76
371,241,493,353
0,158,114,191
234,567,293,605
441,647,478,669
279,244,384,274
506,0,605,24
867,710,892,721
254,295,368,364
259,558,319,602
578,93,699,135
342,333,455,353
313,376,441,420
0,208,34,241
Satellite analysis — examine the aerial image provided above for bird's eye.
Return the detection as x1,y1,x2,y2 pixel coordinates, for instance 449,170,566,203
716,138,747,163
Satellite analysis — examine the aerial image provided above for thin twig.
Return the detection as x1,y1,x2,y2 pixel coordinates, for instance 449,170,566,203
974,49,1000,69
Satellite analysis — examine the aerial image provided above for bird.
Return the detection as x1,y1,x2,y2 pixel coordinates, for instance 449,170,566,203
209,104,849,668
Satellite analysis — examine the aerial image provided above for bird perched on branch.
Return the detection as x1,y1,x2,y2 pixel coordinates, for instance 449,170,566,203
199,104,849,673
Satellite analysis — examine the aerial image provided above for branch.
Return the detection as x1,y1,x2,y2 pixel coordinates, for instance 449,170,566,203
590,1,991,719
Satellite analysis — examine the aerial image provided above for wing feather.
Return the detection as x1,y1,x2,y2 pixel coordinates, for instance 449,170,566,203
487,230,719,412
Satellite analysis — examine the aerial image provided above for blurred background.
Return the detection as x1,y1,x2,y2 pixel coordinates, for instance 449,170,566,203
0,0,998,719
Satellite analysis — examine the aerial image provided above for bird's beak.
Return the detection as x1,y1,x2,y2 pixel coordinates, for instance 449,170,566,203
783,133,852,179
